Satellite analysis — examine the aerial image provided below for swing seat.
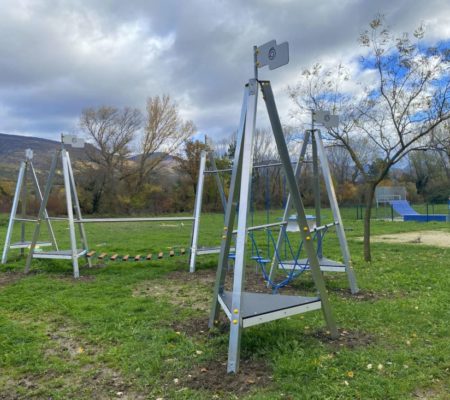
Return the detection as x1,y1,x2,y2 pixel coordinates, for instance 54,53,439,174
10,241,52,249
279,257,346,272
197,246,235,255
251,255,271,264
228,253,236,259
32,249,87,260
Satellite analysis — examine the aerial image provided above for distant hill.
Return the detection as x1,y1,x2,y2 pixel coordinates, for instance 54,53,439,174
0,133,94,164
0,133,179,181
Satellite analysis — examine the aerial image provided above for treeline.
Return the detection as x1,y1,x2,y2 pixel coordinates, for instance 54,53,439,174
1,123,449,217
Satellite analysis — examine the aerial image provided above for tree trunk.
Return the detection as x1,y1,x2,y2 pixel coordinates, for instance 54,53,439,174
363,183,377,261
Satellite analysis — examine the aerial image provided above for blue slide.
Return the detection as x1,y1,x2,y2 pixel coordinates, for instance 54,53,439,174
390,200,447,222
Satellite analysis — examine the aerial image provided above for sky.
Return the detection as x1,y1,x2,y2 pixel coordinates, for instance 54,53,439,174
0,0,449,143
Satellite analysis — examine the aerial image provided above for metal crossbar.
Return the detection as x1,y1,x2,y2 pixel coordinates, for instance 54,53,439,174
204,160,307,174
73,217,194,223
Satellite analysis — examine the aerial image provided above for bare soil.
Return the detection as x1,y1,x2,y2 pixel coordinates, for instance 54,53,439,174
331,287,394,301
368,230,450,248
183,357,272,395
311,328,375,349
0,271,24,288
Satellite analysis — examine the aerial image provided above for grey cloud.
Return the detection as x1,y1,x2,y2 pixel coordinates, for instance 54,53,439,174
0,0,449,141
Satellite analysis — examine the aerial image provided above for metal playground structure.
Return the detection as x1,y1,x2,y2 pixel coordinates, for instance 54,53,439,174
189,99,358,295
208,40,340,373
2,135,196,278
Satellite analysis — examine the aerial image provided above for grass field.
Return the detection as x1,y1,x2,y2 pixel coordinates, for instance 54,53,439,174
0,210,449,399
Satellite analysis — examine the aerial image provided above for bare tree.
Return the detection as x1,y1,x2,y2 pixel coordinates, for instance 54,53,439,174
80,106,142,212
135,94,196,187
289,16,450,261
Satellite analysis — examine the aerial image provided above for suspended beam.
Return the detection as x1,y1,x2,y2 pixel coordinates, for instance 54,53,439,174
60,217,195,223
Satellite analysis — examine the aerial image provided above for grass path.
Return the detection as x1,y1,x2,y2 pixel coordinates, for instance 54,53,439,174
0,212,449,399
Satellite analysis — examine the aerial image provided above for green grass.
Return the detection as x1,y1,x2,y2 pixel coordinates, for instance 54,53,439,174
0,211,449,399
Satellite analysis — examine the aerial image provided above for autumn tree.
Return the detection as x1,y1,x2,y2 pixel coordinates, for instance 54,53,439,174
289,16,450,261
135,94,196,188
79,106,142,212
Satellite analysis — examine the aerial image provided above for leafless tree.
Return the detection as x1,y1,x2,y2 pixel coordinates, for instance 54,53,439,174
135,94,196,187
80,106,142,211
289,15,450,261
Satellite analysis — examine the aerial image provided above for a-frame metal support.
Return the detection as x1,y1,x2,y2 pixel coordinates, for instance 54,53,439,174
189,151,207,273
267,128,359,294
2,150,58,264
209,66,338,372
189,150,230,272
25,143,91,278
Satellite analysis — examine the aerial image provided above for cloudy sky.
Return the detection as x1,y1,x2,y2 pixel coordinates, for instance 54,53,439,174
1,0,449,142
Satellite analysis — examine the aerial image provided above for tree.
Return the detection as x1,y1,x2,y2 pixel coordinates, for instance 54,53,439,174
289,15,450,261
176,139,210,195
80,106,142,212
135,94,196,188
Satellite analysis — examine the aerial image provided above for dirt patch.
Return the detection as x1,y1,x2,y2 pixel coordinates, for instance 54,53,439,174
367,230,450,248
332,287,393,301
413,381,450,399
311,328,375,349
133,274,211,313
183,358,272,395
0,271,24,288
169,315,230,338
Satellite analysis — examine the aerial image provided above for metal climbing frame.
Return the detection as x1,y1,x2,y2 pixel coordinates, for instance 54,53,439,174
209,40,338,373
23,135,198,277
189,151,232,272
2,149,58,264
267,125,359,294
25,141,92,278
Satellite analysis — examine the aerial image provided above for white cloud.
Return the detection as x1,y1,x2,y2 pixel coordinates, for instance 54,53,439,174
0,0,449,141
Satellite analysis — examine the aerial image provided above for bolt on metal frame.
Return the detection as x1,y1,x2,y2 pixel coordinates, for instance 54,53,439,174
209,41,338,373
2,149,58,264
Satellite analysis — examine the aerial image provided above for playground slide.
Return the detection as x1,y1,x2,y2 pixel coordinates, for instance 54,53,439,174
390,200,447,222
390,200,419,216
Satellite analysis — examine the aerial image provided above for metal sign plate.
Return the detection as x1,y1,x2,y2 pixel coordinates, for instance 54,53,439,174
25,149,33,160
312,110,339,128
62,135,85,148
256,40,289,70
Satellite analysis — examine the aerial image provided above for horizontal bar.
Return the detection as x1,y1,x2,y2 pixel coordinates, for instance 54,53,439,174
74,217,195,223
204,160,310,174
231,221,287,234
14,218,38,222
310,221,339,232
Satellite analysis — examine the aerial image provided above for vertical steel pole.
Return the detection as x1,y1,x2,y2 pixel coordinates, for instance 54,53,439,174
209,86,248,329
65,152,91,268
29,162,59,251
25,152,59,273
315,132,359,294
267,131,311,284
227,79,258,373
2,162,26,264
20,162,28,256
62,150,80,278
311,131,322,258
189,151,207,273
261,81,338,338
